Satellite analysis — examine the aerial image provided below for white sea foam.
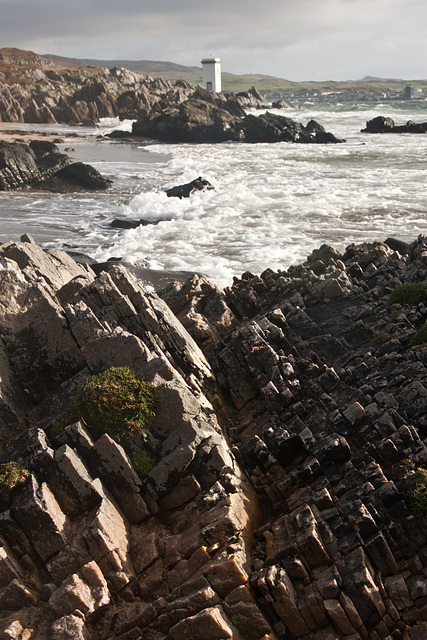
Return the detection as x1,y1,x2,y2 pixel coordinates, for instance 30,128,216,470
1,106,426,288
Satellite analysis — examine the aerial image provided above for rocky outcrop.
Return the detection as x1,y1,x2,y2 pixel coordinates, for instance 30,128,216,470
0,141,111,191
0,48,194,126
160,235,427,639
132,89,344,144
362,116,427,133
0,235,262,640
1,233,427,639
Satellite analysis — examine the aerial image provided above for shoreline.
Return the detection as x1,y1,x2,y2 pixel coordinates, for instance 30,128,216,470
0,122,87,143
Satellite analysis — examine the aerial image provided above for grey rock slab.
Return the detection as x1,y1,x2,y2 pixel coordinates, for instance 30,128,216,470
11,475,69,562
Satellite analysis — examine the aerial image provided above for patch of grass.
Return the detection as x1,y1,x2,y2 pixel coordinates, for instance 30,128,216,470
410,467,427,513
392,458,413,480
68,366,158,441
0,462,30,501
375,332,392,344
131,450,156,478
389,282,426,306
411,320,427,346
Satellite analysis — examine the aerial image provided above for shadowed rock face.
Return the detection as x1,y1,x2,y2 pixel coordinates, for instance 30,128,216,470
0,141,111,191
0,233,427,639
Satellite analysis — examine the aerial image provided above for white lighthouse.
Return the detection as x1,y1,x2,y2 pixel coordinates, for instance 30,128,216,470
201,57,221,93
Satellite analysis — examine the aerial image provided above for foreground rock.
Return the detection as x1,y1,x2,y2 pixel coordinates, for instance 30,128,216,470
1,233,427,639
362,116,427,133
132,86,345,144
0,140,111,191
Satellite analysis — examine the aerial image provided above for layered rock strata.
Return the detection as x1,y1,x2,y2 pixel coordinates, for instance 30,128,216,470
0,234,426,639
0,236,264,640
161,236,427,640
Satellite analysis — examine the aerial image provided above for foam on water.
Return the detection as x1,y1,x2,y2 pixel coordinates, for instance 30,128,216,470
1,105,426,288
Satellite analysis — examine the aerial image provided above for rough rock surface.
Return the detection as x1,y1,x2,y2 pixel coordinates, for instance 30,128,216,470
362,116,427,134
0,141,111,191
0,48,193,126
0,233,427,640
132,88,344,144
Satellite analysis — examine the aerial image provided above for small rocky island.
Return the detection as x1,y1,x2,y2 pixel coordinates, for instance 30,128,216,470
362,116,427,134
0,233,426,639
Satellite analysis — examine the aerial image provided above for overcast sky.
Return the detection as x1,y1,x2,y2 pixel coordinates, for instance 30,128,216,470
1,0,426,81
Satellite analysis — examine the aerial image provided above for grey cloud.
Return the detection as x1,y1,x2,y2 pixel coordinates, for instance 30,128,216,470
0,0,426,80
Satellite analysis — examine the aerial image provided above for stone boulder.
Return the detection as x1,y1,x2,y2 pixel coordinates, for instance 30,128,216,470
0,140,111,191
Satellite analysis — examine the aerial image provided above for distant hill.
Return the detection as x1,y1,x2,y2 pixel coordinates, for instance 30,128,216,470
41,54,427,96
43,53,202,81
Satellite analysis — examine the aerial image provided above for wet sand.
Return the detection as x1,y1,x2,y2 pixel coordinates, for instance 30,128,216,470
0,123,85,143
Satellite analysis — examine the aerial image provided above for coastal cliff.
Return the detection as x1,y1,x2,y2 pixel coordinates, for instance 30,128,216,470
0,234,426,639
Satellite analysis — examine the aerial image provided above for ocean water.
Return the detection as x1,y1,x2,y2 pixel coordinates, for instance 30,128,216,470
0,102,426,288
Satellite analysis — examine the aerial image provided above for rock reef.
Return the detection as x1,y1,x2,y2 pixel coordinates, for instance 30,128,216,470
362,116,427,134
0,233,427,639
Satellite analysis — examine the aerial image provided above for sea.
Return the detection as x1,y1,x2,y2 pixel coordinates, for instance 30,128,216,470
0,101,426,289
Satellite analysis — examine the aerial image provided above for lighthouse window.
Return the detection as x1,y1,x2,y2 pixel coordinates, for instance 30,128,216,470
207,82,212,90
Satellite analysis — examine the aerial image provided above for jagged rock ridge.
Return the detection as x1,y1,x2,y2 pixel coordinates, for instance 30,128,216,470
0,234,426,639
0,48,268,128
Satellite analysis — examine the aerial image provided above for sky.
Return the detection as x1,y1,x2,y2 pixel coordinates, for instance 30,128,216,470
0,0,426,81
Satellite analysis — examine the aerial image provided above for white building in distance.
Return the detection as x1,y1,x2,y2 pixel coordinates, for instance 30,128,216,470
201,58,221,93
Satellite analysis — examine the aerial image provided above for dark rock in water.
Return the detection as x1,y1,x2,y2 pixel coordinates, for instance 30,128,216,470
110,218,166,229
110,219,145,229
106,129,133,139
166,176,214,199
304,119,326,134
0,140,70,190
362,115,395,133
235,112,301,143
314,130,346,144
56,162,112,190
385,237,411,254
0,140,111,191
362,115,427,133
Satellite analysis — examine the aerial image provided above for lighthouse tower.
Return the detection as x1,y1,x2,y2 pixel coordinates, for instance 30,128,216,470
201,57,221,93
